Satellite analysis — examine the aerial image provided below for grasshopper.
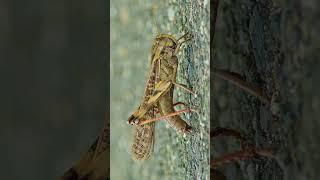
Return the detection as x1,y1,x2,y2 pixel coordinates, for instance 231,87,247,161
60,113,108,180
128,33,195,160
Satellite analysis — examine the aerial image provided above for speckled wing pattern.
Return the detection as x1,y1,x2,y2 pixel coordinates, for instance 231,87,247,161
130,58,159,160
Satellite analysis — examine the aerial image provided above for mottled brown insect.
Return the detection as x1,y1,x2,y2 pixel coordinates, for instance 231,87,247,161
128,33,195,160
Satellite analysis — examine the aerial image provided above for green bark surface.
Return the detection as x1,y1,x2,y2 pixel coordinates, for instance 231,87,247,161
111,0,209,179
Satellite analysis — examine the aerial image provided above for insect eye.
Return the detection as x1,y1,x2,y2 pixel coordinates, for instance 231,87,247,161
134,119,140,125
128,115,137,124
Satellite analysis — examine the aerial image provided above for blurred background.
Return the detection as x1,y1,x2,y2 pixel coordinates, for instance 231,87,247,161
212,0,320,179
111,0,210,179
0,0,107,179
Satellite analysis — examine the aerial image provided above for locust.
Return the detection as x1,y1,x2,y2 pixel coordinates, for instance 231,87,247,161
128,32,195,160
60,112,108,180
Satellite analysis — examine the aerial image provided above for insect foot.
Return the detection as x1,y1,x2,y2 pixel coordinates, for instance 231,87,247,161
184,124,193,134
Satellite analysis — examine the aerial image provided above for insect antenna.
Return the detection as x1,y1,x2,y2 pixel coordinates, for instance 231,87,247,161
150,0,162,36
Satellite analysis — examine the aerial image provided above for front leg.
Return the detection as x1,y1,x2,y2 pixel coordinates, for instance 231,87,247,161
172,82,195,95
167,56,195,95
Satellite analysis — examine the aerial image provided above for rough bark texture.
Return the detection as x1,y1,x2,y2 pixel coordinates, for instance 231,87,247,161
111,0,209,179
212,0,320,179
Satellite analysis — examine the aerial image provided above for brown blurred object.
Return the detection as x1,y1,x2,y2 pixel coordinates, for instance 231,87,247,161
60,113,109,180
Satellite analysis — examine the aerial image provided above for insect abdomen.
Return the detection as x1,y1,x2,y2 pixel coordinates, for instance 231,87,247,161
158,89,191,134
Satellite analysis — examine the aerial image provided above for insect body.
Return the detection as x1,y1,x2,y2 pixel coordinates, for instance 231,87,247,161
156,47,193,134
128,33,194,160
